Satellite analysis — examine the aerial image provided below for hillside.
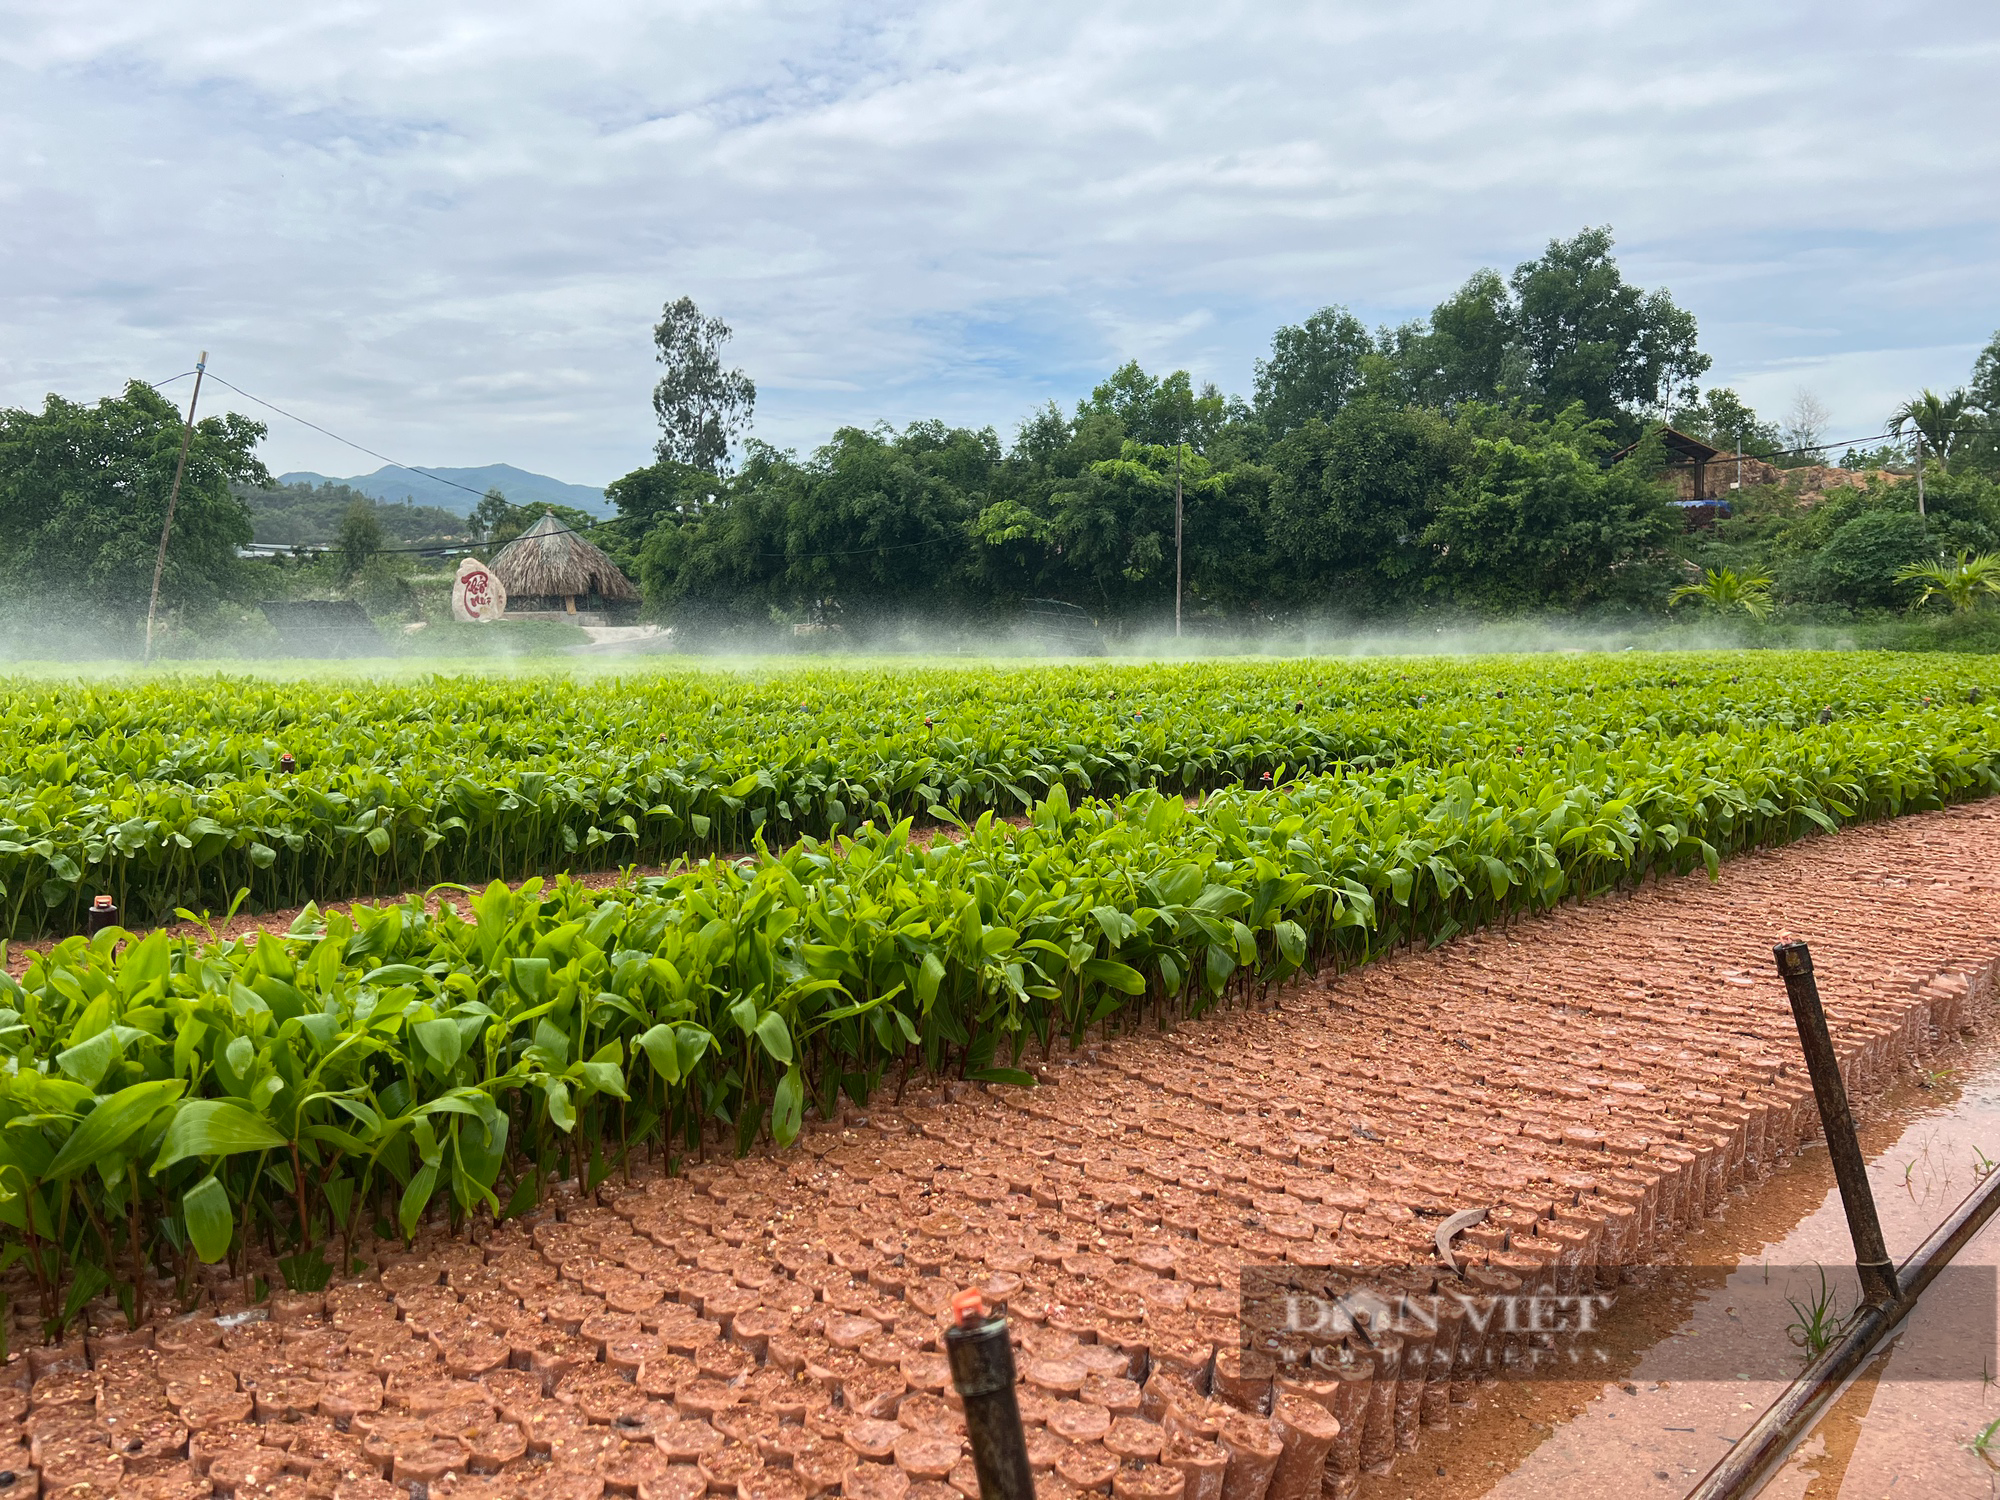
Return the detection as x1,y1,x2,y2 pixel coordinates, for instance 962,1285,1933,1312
235,480,474,546
275,462,611,517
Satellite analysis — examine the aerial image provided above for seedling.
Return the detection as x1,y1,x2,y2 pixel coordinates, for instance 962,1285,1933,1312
1973,1415,2000,1461
1785,1266,1852,1360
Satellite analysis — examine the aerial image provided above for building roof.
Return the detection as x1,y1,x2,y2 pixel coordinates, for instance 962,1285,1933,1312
488,512,638,602
1610,425,1723,467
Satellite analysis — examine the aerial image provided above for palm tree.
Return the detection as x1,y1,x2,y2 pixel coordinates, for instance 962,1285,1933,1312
1668,567,1775,620
1894,551,2000,614
1888,389,1983,472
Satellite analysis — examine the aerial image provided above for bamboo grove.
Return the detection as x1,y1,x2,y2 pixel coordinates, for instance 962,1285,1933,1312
5,653,1997,938
3,651,2000,1336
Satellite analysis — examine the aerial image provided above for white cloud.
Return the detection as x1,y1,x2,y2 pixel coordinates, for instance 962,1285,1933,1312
0,0,1994,482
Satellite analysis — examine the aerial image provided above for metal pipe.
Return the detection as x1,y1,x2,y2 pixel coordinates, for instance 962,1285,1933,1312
1684,1160,2000,1499
945,1290,1034,1500
1772,941,1898,1306
1685,940,2000,1499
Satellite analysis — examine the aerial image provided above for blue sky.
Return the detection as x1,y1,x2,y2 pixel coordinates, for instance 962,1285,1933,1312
2,0,1995,485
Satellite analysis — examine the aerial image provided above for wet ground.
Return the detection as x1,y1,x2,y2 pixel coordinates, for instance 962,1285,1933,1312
1360,1030,2000,1499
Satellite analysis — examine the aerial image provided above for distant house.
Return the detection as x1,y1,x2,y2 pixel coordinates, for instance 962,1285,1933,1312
1615,426,1779,501
488,511,639,625
1612,426,1786,528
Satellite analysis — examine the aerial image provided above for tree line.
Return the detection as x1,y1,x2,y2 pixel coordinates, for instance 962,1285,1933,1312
615,228,2000,634
4,225,1999,647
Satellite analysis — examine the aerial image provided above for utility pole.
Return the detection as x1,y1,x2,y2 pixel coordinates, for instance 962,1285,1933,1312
1173,437,1184,639
144,352,208,663
1914,428,1926,523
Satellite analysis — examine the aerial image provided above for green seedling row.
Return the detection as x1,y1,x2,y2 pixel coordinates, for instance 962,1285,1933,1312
4,652,1995,937
3,687,1998,1336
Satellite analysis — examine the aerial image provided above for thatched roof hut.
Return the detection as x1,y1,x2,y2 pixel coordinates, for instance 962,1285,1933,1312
489,511,638,620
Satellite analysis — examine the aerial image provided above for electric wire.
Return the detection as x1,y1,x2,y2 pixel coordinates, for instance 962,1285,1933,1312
201,373,496,500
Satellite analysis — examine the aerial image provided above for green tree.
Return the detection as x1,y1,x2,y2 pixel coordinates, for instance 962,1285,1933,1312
1894,550,2000,614
472,486,523,542
336,499,382,585
1971,331,2000,423
1808,509,1931,611
640,426,994,627
1373,271,1521,409
1888,389,1982,472
773,424,989,616
1670,389,1782,459
1422,415,1680,609
1254,308,1373,434
1264,399,1466,610
1077,364,1230,450
1509,227,1709,423
472,489,599,549
1668,567,1774,619
606,460,722,532
652,297,756,473
0,381,266,636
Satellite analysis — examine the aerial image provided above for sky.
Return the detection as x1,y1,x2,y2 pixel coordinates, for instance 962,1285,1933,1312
2,0,1996,487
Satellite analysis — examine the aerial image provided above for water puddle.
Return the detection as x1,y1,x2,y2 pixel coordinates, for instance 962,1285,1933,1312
1360,1031,2000,1499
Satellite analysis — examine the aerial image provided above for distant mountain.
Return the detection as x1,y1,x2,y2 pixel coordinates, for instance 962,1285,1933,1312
275,463,612,518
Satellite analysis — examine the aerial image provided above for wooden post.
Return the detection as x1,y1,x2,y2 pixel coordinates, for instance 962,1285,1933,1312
144,352,208,663
1173,439,1184,639
1773,941,1899,1306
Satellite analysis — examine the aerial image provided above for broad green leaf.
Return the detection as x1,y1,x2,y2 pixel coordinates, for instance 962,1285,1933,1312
46,1079,185,1180
754,1013,794,1065
154,1100,287,1172
543,1079,575,1132
183,1175,234,1263
399,1162,439,1240
413,1018,463,1073
54,1029,123,1090
1080,958,1146,995
636,1023,680,1084
771,1066,804,1149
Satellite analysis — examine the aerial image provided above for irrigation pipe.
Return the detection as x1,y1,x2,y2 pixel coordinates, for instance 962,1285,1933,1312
1684,1164,2000,1498
1685,942,2000,1499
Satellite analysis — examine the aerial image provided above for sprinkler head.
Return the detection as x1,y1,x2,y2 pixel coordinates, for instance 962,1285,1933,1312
951,1288,987,1329
84,894,118,937
278,753,296,773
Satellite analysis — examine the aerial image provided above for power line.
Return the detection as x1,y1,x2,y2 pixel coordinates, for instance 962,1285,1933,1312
1759,428,1902,460
200,372,497,500
252,513,617,556
162,364,621,557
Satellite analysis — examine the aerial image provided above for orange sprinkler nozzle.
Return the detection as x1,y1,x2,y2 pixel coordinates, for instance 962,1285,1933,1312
951,1289,987,1328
